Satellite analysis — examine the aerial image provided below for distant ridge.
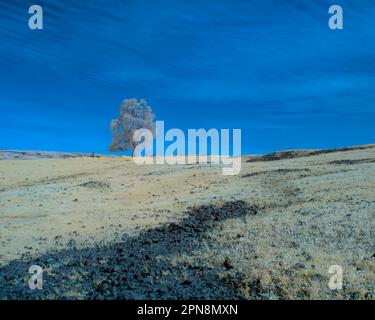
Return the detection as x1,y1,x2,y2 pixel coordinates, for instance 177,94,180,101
247,144,375,162
0,150,101,160
1,144,374,161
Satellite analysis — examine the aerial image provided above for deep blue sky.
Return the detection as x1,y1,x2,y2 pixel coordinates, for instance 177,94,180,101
0,0,374,155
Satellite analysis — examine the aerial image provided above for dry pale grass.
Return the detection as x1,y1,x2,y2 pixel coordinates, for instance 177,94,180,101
0,146,374,299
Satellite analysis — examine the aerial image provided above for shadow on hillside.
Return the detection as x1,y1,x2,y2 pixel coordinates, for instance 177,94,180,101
0,201,258,300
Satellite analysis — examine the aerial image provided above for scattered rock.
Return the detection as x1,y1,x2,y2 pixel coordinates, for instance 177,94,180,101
223,258,233,270
311,274,322,281
292,263,306,270
350,292,360,300
365,292,373,299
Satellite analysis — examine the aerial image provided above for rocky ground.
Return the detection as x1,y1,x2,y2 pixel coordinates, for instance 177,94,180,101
0,145,374,299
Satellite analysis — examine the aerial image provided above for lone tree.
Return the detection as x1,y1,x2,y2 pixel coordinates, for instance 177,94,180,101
109,98,155,156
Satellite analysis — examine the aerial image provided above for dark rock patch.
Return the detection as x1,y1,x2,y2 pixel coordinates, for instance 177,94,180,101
327,158,375,166
0,200,258,300
242,168,310,178
77,181,111,189
246,145,375,163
